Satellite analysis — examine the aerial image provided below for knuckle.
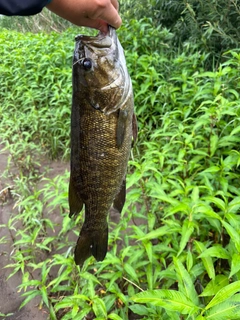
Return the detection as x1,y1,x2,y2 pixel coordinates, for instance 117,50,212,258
94,0,109,9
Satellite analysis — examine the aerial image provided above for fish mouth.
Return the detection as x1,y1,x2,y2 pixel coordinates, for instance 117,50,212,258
75,26,117,49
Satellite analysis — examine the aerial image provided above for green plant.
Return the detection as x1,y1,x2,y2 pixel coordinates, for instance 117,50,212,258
120,0,240,67
2,21,240,319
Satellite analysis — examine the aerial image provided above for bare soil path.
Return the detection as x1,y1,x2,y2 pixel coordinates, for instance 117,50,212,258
0,143,68,320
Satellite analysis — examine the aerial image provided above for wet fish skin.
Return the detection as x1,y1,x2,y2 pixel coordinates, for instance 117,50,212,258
69,27,137,265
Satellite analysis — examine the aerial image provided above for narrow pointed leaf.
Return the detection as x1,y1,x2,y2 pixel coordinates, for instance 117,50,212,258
222,221,240,252
124,263,139,283
205,281,240,310
205,196,225,211
173,257,199,305
129,304,150,316
200,275,229,297
230,253,240,278
206,294,240,319
92,297,107,318
195,241,215,279
202,166,220,174
228,197,240,214
138,225,170,241
20,290,42,309
131,289,199,315
198,246,229,259
177,220,194,256
108,314,124,320
186,250,193,272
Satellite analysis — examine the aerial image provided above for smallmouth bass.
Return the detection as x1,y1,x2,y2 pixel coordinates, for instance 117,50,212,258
69,26,137,265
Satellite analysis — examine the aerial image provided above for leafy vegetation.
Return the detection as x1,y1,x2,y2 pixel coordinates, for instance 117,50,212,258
1,16,240,320
0,8,72,32
120,0,240,67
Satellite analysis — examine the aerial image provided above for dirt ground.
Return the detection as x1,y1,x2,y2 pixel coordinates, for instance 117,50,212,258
0,142,69,320
0,142,144,320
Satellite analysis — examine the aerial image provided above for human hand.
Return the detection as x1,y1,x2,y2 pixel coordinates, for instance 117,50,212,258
46,0,122,33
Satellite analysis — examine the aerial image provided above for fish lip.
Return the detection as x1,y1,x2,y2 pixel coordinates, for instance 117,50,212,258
75,26,117,49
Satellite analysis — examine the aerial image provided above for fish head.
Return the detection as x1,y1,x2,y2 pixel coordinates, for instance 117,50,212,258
73,27,131,114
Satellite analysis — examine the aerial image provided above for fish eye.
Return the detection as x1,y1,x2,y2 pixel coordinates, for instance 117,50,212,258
82,58,92,70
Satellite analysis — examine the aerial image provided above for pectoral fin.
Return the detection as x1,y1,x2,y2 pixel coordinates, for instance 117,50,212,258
132,113,138,144
68,175,83,218
113,179,126,213
116,109,128,148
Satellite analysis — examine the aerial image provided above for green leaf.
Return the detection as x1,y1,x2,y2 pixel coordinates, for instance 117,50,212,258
146,264,153,290
230,126,240,136
177,219,194,256
228,197,240,214
92,297,107,318
54,295,89,311
225,213,240,229
173,257,199,306
124,263,139,284
191,186,199,203
108,314,124,320
205,196,226,212
72,304,79,318
49,304,57,320
129,304,150,316
186,250,193,272
210,134,218,157
200,275,229,297
197,203,222,221
131,289,199,315
150,194,179,206
40,285,49,307
202,166,220,173
195,241,215,280
222,221,240,252
230,254,240,278
73,307,92,320
0,312,14,317
143,240,153,264
20,290,42,309
205,281,240,310
205,294,240,319
107,271,122,290
138,225,170,241
198,246,230,259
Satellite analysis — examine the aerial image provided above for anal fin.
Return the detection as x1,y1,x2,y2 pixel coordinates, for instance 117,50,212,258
68,174,83,218
113,179,126,213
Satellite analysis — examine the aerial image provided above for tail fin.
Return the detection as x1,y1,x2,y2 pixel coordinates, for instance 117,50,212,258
74,224,108,265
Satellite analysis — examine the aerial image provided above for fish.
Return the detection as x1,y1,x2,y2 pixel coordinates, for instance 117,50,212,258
69,26,137,265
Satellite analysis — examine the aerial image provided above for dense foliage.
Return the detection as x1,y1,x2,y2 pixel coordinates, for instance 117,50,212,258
0,8,72,32
120,0,240,66
1,18,240,319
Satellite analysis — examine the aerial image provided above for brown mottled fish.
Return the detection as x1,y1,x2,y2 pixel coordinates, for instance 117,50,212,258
69,26,137,265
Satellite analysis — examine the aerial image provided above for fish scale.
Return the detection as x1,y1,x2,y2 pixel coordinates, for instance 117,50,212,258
69,26,137,265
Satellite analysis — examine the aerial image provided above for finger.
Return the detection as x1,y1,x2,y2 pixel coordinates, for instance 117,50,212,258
72,16,108,33
97,3,122,29
111,0,119,11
